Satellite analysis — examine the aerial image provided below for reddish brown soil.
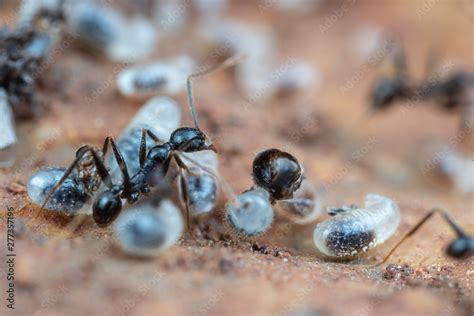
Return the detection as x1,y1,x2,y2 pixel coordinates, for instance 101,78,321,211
0,1,473,315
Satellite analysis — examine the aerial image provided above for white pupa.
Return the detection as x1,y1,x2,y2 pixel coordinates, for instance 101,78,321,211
117,55,195,98
313,194,400,258
438,149,474,195
0,89,16,150
225,188,274,237
179,150,219,215
114,199,183,257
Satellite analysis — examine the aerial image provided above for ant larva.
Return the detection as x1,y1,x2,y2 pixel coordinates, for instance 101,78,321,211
313,194,400,259
27,56,241,233
117,55,196,99
225,148,321,237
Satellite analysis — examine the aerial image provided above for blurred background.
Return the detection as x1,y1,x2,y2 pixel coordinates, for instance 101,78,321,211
0,1,473,315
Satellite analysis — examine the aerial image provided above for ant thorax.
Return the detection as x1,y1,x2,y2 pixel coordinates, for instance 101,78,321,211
117,56,196,98
313,194,400,258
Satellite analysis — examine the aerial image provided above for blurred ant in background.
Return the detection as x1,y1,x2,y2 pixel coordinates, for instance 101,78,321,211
369,38,474,116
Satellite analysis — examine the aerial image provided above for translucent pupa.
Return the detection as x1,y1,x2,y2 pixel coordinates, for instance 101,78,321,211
114,197,183,258
116,56,195,99
313,194,400,258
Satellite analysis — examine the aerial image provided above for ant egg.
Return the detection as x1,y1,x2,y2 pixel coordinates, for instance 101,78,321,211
117,56,195,98
0,89,16,150
225,188,274,237
110,97,181,177
274,178,321,224
27,167,89,214
313,194,400,258
65,1,156,62
114,199,183,258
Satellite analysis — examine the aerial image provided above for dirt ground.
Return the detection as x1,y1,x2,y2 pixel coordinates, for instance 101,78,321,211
0,1,473,315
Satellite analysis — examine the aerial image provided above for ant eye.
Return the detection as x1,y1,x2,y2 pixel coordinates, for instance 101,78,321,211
225,188,274,237
114,200,183,257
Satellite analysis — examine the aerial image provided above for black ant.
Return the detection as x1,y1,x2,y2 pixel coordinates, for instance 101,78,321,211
225,148,320,236
31,56,242,233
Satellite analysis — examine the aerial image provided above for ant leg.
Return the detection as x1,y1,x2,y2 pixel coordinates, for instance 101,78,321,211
105,137,133,201
373,208,466,267
138,128,167,168
38,146,92,213
179,153,237,201
438,210,468,238
177,163,194,238
373,210,436,266
139,129,147,169
187,55,245,129
175,155,196,239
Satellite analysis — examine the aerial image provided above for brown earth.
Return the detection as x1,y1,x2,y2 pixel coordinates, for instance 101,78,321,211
0,1,473,315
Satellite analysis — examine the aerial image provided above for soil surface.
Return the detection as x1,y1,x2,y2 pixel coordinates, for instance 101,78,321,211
0,1,473,316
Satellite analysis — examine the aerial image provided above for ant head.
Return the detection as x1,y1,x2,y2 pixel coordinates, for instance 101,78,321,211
446,237,473,259
169,127,216,153
252,148,303,201
93,191,123,227
370,75,409,111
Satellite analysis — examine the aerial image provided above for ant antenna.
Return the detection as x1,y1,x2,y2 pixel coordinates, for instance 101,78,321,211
375,208,469,266
186,55,246,129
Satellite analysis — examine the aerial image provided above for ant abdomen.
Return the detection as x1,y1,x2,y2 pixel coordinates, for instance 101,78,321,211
27,167,89,214
114,199,183,258
225,188,274,237
313,194,400,258
274,178,321,224
252,148,303,201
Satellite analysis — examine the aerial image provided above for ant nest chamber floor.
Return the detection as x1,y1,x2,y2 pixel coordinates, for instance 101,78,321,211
0,1,473,316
